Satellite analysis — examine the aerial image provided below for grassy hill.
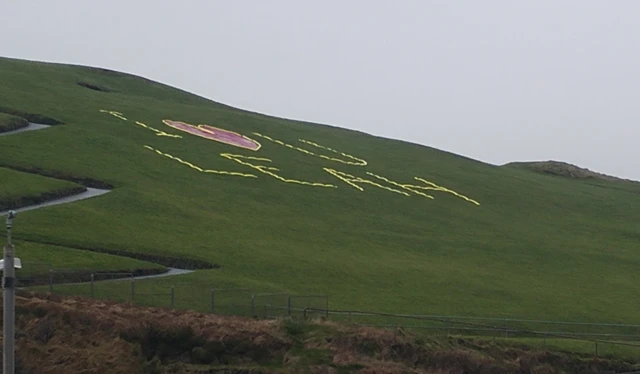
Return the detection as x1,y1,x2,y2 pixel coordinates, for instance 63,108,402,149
1,56,639,323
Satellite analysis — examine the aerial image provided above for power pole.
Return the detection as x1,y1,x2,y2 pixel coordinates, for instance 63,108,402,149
3,210,16,374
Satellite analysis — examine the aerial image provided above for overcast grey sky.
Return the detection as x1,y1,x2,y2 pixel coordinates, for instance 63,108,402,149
2,1,639,180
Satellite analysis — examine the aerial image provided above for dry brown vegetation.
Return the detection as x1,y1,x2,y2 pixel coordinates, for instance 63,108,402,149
0,292,638,373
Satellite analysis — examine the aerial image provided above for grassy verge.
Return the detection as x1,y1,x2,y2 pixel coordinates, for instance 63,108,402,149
0,167,87,210
277,319,640,372
14,240,167,291
0,105,62,125
499,336,640,361
29,270,206,306
0,112,28,132
14,240,166,275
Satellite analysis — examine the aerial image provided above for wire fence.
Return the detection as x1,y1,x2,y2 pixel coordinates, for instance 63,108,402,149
16,268,329,318
302,308,640,339
260,305,640,359
15,265,640,359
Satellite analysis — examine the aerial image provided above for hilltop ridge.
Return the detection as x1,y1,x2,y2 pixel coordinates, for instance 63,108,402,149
505,160,638,184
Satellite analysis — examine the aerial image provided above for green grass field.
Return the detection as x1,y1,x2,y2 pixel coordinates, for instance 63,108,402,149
1,56,639,326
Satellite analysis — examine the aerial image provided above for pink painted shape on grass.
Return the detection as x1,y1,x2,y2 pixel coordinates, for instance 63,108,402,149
163,120,261,151
198,125,260,150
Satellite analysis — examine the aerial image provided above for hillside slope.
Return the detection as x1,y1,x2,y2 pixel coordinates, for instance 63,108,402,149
1,57,639,322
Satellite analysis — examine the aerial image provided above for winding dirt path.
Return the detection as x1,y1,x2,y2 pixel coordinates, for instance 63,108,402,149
0,123,195,280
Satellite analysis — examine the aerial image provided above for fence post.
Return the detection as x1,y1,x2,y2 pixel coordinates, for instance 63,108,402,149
210,289,215,313
287,295,291,317
251,294,256,318
130,278,135,304
49,269,53,293
504,319,508,338
325,296,329,319
171,286,175,308
90,274,95,299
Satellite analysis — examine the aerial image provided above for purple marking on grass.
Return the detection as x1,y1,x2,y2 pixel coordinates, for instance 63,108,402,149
163,120,261,151
199,125,260,150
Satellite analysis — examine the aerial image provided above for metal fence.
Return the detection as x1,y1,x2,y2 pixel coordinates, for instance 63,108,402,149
16,266,640,358
275,307,640,359
300,308,640,340
17,268,329,319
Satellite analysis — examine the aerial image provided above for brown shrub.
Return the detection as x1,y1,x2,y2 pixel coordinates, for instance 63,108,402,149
4,293,640,373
